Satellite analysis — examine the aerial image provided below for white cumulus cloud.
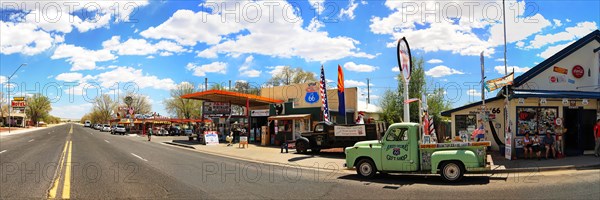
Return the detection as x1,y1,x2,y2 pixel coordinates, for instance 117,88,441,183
425,65,464,77
186,62,228,77
343,62,378,72
494,65,532,74
51,44,117,71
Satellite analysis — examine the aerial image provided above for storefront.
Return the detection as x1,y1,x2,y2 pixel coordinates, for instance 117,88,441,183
181,89,284,142
442,30,600,158
267,114,311,146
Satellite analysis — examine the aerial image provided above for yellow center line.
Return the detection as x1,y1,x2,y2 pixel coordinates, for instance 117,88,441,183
48,140,69,199
62,141,73,199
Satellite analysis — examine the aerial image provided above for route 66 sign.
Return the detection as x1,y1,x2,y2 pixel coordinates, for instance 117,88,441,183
393,148,401,156
540,98,547,104
562,98,569,106
582,99,589,106
305,82,319,104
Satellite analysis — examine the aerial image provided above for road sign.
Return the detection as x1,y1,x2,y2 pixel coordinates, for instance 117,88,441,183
13,97,25,101
11,101,26,108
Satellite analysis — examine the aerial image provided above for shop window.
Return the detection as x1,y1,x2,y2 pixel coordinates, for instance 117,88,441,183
516,107,558,136
455,114,477,136
315,124,324,132
386,127,408,141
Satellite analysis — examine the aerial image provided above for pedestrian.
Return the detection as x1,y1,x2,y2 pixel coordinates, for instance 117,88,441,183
147,127,153,141
532,134,541,160
543,130,556,159
555,125,567,156
594,119,600,157
523,132,533,159
281,132,288,153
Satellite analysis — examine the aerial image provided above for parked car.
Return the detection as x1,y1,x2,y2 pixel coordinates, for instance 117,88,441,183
101,124,111,132
84,120,91,127
94,124,102,130
110,125,116,134
113,125,127,135
344,122,490,182
157,127,169,136
169,125,181,136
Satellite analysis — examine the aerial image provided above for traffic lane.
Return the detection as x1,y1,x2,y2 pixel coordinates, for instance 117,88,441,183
330,169,600,199
100,132,347,199
0,124,71,199
69,124,210,199
95,132,600,199
0,124,67,146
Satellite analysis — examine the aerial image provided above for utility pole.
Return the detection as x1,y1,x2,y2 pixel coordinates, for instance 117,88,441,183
366,78,370,104
6,63,27,133
205,78,208,91
229,80,232,91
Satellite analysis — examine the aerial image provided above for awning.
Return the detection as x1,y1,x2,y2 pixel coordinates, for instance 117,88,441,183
512,90,600,99
268,114,311,121
181,89,283,107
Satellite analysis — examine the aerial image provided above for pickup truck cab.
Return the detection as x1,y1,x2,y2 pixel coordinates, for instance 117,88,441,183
345,122,490,182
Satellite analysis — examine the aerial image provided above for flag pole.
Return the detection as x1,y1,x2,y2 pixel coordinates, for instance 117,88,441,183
502,0,509,141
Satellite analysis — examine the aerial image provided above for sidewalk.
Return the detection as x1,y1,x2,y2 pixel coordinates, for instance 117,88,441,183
0,126,48,136
0,123,65,136
149,136,350,173
486,152,600,173
151,136,600,174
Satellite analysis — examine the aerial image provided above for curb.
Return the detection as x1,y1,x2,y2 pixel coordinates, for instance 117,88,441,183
159,141,354,174
163,142,196,149
471,164,600,174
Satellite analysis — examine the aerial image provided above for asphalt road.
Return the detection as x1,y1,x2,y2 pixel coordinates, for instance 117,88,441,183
1,123,599,199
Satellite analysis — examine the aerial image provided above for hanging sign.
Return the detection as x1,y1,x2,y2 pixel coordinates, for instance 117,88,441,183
304,82,319,104
518,98,525,105
540,98,547,105
572,65,584,78
582,99,589,106
397,37,412,82
562,98,569,106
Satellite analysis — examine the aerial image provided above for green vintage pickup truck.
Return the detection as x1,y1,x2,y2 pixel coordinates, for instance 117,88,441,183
345,122,490,182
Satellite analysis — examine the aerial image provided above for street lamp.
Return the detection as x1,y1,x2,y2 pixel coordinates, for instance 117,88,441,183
6,63,27,133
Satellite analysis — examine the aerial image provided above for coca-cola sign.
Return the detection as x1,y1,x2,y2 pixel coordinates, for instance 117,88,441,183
572,65,584,78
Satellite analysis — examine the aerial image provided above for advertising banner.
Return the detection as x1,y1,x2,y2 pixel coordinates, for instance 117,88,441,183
202,102,231,115
204,131,219,145
250,109,269,117
334,125,366,137
485,72,514,92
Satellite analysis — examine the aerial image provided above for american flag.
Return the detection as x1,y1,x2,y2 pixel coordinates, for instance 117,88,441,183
320,65,330,122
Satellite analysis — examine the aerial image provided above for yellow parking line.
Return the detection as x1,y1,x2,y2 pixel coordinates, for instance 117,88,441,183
48,140,69,199
62,141,73,199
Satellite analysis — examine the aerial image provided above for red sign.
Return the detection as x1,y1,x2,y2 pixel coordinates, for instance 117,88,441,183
572,65,584,78
11,101,26,108
550,76,557,83
553,66,568,74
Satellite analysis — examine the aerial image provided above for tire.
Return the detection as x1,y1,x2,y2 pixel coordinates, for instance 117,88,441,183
311,148,321,153
440,161,464,182
296,140,308,154
356,159,377,178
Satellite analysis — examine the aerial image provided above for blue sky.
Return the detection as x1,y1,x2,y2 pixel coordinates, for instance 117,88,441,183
1,0,599,119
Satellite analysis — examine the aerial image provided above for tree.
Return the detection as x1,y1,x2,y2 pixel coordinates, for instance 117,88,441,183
92,94,117,124
232,81,260,95
266,66,317,86
163,82,203,119
25,93,52,126
122,93,152,116
209,83,226,90
379,89,402,123
379,57,452,140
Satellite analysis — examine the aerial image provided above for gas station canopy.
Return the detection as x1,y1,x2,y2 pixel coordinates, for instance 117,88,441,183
181,89,283,107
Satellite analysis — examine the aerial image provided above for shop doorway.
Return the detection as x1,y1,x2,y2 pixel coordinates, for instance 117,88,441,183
563,107,597,156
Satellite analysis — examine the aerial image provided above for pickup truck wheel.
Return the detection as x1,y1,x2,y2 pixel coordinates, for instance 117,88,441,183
356,159,376,178
440,161,464,182
296,140,308,154
311,148,321,153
